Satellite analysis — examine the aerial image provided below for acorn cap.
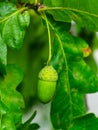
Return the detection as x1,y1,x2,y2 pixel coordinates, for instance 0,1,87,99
38,65,58,82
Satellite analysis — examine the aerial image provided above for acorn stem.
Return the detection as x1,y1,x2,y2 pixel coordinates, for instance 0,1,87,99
44,13,52,64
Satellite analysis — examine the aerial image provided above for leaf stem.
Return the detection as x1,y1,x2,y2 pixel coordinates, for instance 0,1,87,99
43,13,52,64
0,7,28,23
38,6,98,18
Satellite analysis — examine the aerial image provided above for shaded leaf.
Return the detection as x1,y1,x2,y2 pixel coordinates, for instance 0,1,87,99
44,0,98,31
0,2,30,73
49,17,98,130
17,111,40,130
50,68,86,130
50,17,98,94
45,17,89,60
28,123,40,130
0,64,24,129
69,113,98,130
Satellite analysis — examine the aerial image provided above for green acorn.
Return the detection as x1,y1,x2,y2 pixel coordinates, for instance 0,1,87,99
37,65,58,103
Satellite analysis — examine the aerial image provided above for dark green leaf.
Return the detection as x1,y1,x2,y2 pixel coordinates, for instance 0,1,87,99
18,123,40,130
69,113,98,130
49,17,98,130
46,13,71,32
44,0,98,31
51,68,86,130
1,64,24,129
0,2,30,73
51,70,71,129
17,111,40,130
28,123,40,130
50,18,98,94
46,17,89,60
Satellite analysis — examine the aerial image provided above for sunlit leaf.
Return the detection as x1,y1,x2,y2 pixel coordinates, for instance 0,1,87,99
2,11,30,49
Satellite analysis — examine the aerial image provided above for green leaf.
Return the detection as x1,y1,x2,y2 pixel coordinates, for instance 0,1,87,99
0,2,30,73
69,113,98,130
2,11,30,49
69,59,98,93
17,111,40,130
49,18,98,94
71,91,86,118
0,34,7,65
48,17,98,130
0,64,24,129
46,14,71,32
50,69,86,130
45,17,89,60
0,2,16,18
9,0,18,4
28,123,40,130
43,0,98,31
1,114,17,130
0,2,30,49
0,34,7,74
0,100,8,115
50,70,71,130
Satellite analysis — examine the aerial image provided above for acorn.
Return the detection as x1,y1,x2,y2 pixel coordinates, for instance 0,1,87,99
37,65,58,103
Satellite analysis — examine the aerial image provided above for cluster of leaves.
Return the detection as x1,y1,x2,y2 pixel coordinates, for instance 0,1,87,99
0,0,98,130
0,1,39,130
